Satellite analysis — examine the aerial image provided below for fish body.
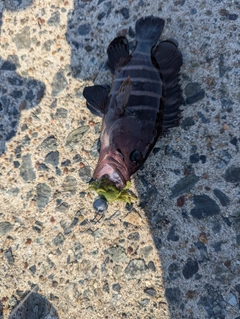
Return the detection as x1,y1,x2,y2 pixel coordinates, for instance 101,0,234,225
83,16,183,190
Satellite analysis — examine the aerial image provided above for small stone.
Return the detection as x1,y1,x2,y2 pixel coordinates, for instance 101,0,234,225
78,24,91,36
61,159,71,167
165,287,181,304
29,265,36,275
211,218,221,233
213,189,230,206
185,82,205,104
190,195,220,219
170,174,199,198
140,245,153,258
112,283,121,292
212,241,223,252
127,232,140,241
56,202,70,213
123,211,144,226
92,228,103,238
224,166,240,183
47,11,60,26
62,176,78,193
54,107,68,118
78,166,92,183
53,233,65,246
227,293,237,307
139,298,150,307
105,246,127,262
51,70,68,97
45,151,59,167
167,225,179,241
4,247,14,265
183,258,199,279
73,242,83,260
37,163,49,171
189,153,200,163
65,126,89,148
90,138,100,158
20,154,36,181
103,282,109,293
153,236,162,250
144,287,156,297
194,242,209,262
121,7,129,19
13,26,31,50
36,183,51,210
177,195,185,207
228,13,238,20
124,258,147,279
148,261,156,271
40,135,58,151
97,12,105,21
0,222,13,235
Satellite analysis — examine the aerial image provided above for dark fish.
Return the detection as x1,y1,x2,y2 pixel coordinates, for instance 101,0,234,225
83,16,183,190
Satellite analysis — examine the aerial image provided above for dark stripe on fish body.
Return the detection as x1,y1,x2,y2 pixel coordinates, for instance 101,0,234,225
127,94,159,108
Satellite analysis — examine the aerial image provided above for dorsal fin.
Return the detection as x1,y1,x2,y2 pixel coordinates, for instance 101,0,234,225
83,85,109,117
107,36,131,74
152,40,183,134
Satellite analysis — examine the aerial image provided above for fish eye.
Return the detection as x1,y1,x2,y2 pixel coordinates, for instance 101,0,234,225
130,150,142,164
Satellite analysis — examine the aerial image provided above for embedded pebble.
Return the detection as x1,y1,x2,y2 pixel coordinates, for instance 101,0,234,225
51,70,68,97
124,259,147,279
170,174,199,198
191,195,220,219
0,222,13,235
65,126,89,148
20,154,36,181
36,183,51,210
184,82,205,104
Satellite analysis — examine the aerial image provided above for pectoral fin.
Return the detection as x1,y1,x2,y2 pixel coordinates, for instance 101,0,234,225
115,76,132,114
83,85,109,117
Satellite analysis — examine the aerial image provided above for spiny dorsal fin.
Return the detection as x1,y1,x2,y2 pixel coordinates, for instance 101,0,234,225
83,85,109,117
107,36,130,74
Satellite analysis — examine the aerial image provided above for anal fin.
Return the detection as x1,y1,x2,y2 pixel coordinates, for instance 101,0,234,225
153,41,184,134
107,36,130,74
83,85,109,117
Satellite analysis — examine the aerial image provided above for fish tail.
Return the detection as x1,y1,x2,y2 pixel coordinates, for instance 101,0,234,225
135,16,165,46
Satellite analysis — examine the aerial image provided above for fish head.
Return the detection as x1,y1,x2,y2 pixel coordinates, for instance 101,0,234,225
93,130,145,189
93,146,129,189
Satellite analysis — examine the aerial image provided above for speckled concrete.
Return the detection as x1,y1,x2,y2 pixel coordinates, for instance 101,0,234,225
0,0,240,319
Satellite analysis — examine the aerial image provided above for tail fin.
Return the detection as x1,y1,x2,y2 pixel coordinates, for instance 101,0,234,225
135,16,165,45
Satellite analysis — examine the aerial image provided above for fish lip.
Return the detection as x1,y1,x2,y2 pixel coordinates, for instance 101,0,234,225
93,156,128,189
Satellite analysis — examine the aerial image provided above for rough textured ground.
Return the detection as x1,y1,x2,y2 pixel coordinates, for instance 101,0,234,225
0,0,240,318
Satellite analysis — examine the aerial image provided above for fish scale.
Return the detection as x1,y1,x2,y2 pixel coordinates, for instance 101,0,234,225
83,15,183,194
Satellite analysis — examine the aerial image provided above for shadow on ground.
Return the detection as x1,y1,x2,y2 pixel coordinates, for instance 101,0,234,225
7,290,59,319
0,0,45,155
66,1,240,319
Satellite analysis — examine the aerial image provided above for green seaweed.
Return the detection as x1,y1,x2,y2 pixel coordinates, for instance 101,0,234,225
88,178,137,204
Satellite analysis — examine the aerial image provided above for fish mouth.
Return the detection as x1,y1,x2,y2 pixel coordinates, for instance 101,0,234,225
93,155,128,189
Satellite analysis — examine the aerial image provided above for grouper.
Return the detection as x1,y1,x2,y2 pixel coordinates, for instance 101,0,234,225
83,16,183,205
